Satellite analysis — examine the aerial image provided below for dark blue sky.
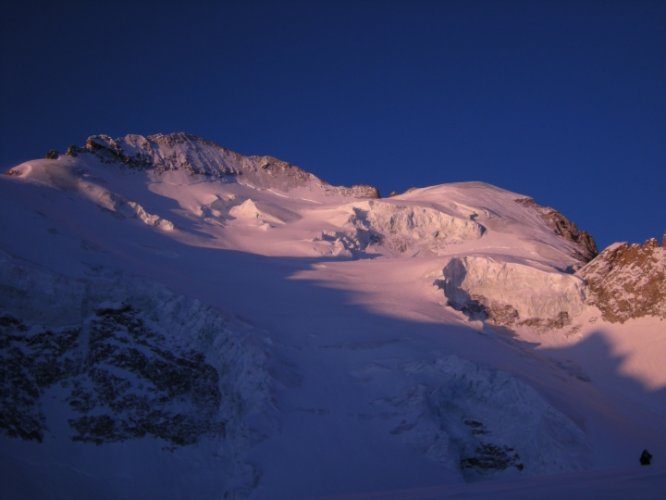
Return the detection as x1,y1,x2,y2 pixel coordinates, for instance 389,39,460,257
1,1,664,249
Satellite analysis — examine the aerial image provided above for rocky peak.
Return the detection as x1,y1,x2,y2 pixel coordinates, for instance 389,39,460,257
77,133,241,175
578,238,666,323
67,132,379,198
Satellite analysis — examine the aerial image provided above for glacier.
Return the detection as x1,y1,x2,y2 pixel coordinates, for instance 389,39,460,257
1,133,664,499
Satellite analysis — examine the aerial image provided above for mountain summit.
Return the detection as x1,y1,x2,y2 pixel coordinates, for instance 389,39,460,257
1,133,664,499
67,132,381,198
7,132,595,264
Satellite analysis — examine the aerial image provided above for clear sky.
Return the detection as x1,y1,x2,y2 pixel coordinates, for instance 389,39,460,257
1,0,664,250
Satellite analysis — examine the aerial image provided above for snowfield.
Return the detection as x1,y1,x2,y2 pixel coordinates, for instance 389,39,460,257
1,134,664,499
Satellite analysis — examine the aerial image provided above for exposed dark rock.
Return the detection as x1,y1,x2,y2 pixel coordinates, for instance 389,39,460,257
68,304,224,445
0,315,74,442
456,419,524,474
521,311,572,329
84,135,154,168
436,258,580,329
0,314,27,331
0,304,225,447
76,133,380,198
640,449,653,466
65,144,81,157
339,184,380,199
578,238,666,322
464,419,488,436
461,443,524,473
447,294,574,330
515,198,597,263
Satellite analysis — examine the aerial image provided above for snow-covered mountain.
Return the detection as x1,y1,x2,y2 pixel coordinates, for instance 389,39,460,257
1,133,664,499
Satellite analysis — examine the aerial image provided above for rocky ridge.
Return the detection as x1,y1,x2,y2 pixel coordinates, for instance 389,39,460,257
0,253,272,452
579,237,666,323
515,197,598,265
0,306,223,445
436,236,666,329
68,132,380,198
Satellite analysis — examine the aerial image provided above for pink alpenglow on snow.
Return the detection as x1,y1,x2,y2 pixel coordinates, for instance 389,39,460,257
1,133,664,499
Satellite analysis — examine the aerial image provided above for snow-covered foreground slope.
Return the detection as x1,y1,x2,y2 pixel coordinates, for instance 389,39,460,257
0,252,274,498
1,134,664,499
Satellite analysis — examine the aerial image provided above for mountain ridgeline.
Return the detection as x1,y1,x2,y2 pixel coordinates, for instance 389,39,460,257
65,132,380,198
1,132,664,499
6,132,663,330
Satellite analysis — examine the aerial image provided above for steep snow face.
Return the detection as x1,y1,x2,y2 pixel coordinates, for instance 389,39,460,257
397,182,597,268
377,356,590,479
515,198,597,263
437,256,586,328
579,238,666,323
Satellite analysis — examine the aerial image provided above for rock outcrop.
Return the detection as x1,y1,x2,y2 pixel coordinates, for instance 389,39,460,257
579,238,666,323
69,133,379,199
0,254,271,449
0,306,223,445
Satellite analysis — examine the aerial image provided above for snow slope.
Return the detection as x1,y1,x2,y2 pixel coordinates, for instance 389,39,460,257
1,134,664,499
